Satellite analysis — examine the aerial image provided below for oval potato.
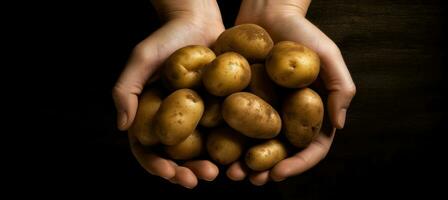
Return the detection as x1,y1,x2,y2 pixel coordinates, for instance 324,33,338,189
128,89,162,146
153,89,204,145
266,41,320,88
199,95,223,128
202,52,251,96
222,92,281,139
206,127,245,165
162,45,216,90
248,63,278,106
245,139,287,171
165,129,203,160
213,24,273,62
282,88,324,148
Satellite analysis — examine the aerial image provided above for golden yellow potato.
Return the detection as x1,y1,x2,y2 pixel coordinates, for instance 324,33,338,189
165,129,203,160
153,89,204,145
248,63,278,106
282,88,324,148
199,95,223,128
245,139,287,171
266,41,320,88
222,92,281,139
202,52,251,96
128,89,162,146
213,24,273,62
162,45,216,90
206,127,245,165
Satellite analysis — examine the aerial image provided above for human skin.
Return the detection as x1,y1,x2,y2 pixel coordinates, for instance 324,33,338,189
225,0,356,186
113,0,225,189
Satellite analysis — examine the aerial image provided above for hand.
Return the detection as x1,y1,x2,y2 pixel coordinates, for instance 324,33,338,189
227,0,356,185
113,0,225,189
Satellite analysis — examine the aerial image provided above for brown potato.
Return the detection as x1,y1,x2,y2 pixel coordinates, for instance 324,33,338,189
222,92,281,139
128,89,162,146
202,52,251,96
213,24,273,62
153,89,204,145
165,129,203,160
248,63,278,106
162,45,216,90
266,41,320,88
282,88,324,148
245,139,287,171
206,127,245,165
199,95,223,128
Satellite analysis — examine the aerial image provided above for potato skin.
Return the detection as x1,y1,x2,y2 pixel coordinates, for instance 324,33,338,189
128,89,162,146
266,41,320,88
165,129,203,160
222,92,281,139
199,95,223,128
213,24,273,62
245,139,287,171
153,89,204,145
162,45,216,90
206,127,245,165
202,52,251,96
282,88,324,148
248,63,278,106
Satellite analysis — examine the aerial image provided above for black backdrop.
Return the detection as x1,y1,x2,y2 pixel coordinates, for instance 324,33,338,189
21,0,447,199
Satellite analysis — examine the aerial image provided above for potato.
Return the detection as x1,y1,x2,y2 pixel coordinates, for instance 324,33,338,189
199,95,223,128
162,45,216,90
222,92,281,139
128,89,162,146
282,88,324,148
153,89,204,145
248,63,278,106
266,41,320,88
245,139,287,171
206,127,245,165
202,52,251,96
165,129,203,160
213,24,273,62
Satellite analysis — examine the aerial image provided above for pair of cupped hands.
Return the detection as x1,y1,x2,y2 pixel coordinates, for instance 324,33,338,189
113,0,356,189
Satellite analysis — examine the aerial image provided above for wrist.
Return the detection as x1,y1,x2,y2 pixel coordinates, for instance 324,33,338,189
151,0,223,22
237,0,310,25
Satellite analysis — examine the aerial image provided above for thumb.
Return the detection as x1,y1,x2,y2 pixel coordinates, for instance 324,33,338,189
112,42,162,131
319,44,356,129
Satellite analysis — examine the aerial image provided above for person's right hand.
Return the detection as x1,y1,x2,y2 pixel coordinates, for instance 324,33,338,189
112,0,225,189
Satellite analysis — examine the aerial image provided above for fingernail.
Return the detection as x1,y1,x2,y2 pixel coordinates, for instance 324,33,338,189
184,185,194,189
273,177,286,182
338,109,347,129
117,111,127,130
168,178,177,184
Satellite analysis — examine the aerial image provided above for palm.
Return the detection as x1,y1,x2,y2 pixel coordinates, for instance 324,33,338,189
119,19,224,188
227,13,355,185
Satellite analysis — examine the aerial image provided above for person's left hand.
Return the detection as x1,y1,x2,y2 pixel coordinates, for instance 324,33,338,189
226,0,356,185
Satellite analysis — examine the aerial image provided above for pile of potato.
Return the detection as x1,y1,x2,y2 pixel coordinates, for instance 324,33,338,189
130,24,324,172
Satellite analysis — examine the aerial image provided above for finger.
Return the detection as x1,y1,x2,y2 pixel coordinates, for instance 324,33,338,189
270,129,336,181
226,161,248,181
128,134,176,180
171,166,198,189
249,171,270,186
183,160,219,181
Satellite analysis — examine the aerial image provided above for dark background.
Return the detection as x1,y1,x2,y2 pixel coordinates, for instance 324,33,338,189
20,0,446,199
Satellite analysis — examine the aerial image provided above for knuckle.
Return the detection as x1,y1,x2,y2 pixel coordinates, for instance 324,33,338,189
344,83,357,98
